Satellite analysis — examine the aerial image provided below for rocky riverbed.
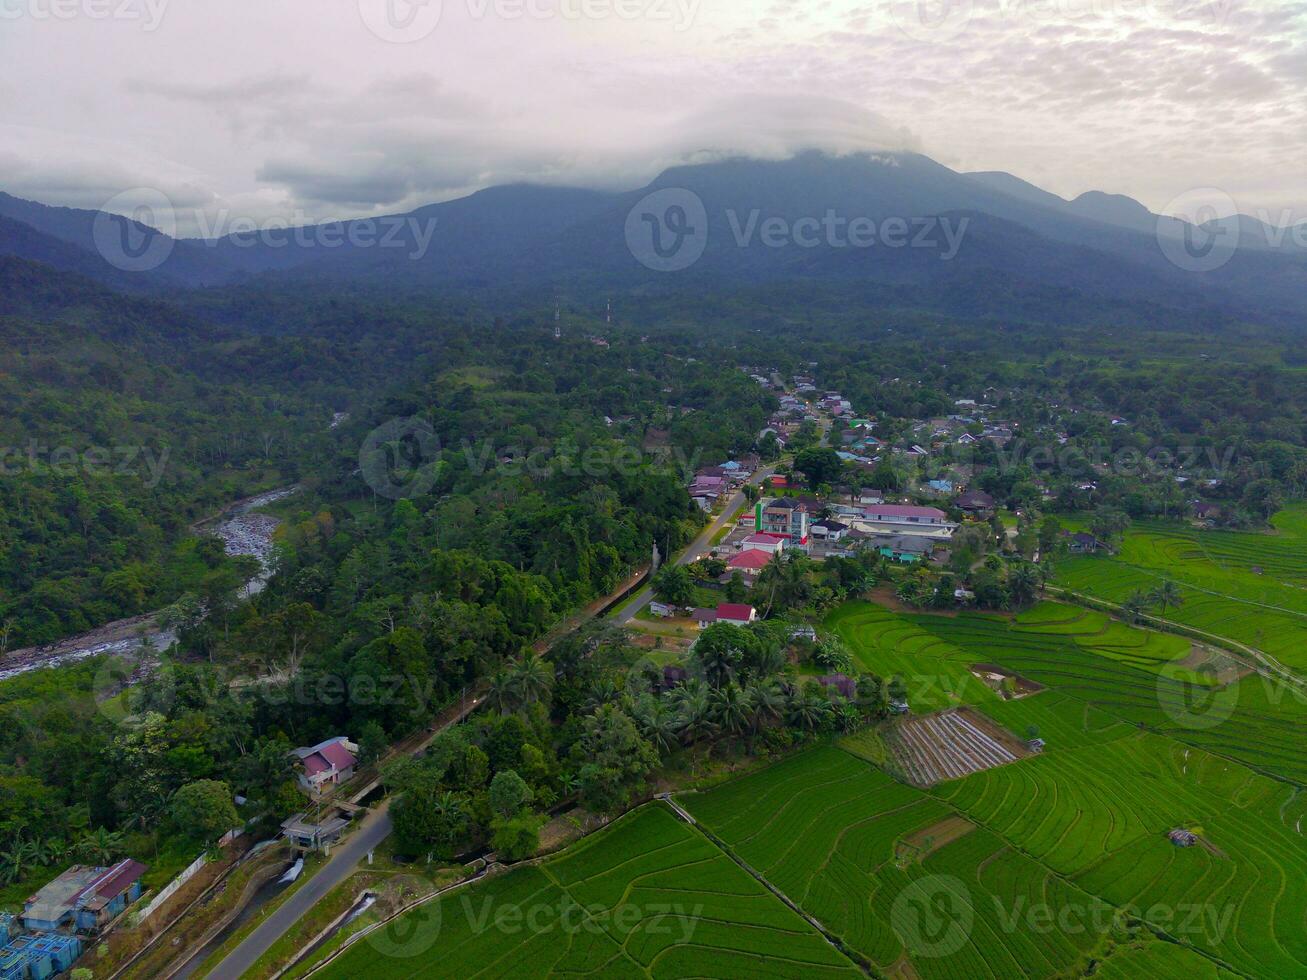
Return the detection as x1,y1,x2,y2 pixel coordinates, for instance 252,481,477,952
0,486,298,682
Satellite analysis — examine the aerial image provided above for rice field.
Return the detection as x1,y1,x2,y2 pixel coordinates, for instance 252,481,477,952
1053,504,1307,671
830,600,1307,787
319,804,858,979
681,746,1113,979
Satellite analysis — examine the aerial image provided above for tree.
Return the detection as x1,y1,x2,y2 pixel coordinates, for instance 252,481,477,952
171,780,239,845
1007,562,1043,609
357,721,389,767
1089,508,1131,549
570,705,658,813
691,624,752,688
488,769,533,821
490,813,543,861
76,828,125,865
1150,580,1185,615
512,654,554,707
708,683,754,742
651,564,695,608
1121,590,1152,624
794,447,843,487
486,669,520,715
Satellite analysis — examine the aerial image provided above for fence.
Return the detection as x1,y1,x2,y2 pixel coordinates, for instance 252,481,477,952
133,852,208,925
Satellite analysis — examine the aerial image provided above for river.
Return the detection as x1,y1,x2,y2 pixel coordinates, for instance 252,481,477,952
0,486,298,682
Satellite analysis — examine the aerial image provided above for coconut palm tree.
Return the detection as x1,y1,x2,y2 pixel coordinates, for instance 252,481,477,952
513,653,554,707
1121,590,1152,625
709,683,754,742
785,689,832,732
485,669,520,715
1150,581,1185,615
77,828,125,865
745,679,783,735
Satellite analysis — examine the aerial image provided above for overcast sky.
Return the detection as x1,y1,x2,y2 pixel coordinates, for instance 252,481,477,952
2,0,1304,235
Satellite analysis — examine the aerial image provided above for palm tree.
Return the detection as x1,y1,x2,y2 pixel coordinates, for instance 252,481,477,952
673,681,717,745
785,690,832,732
1150,581,1185,615
513,653,554,706
709,683,754,742
639,702,681,756
485,669,520,715
745,679,783,735
0,843,28,884
1121,590,1152,625
77,828,125,865
1008,562,1043,609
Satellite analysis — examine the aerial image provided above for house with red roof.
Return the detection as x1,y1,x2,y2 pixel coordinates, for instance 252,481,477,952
740,532,787,555
293,736,358,796
715,603,757,626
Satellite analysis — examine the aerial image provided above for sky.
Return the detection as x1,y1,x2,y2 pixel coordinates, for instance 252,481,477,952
1,0,1304,235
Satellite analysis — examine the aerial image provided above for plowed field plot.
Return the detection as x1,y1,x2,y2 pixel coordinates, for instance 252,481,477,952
319,803,859,979
887,708,1028,788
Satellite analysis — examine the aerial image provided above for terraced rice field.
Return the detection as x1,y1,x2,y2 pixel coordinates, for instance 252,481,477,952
887,708,1024,787
320,804,858,979
682,747,1126,979
831,599,1307,787
1053,505,1307,671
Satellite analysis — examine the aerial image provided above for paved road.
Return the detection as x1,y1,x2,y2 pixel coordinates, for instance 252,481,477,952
207,805,393,980
613,465,777,625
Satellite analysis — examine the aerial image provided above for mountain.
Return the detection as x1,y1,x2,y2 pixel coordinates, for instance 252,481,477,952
3,152,1305,326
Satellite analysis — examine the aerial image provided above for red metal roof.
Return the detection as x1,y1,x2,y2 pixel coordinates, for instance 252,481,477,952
317,739,357,771
728,550,772,570
716,603,756,621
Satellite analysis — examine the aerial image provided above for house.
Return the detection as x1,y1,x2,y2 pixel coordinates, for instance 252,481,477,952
21,860,147,934
282,811,351,852
818,674,857,700
955,490,996,519
1066,532,1102,554
810,519,850,542
741,532,788,555
292,737,358,796
756,499,810,544
790,625,818,641
877,535,934,563
1193,501,1222,521
715,603,757,626
727,549,773,578
859,489,885,506
649,601,674,618
862,504,949,527
926,479,954,495
691,607,719,629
